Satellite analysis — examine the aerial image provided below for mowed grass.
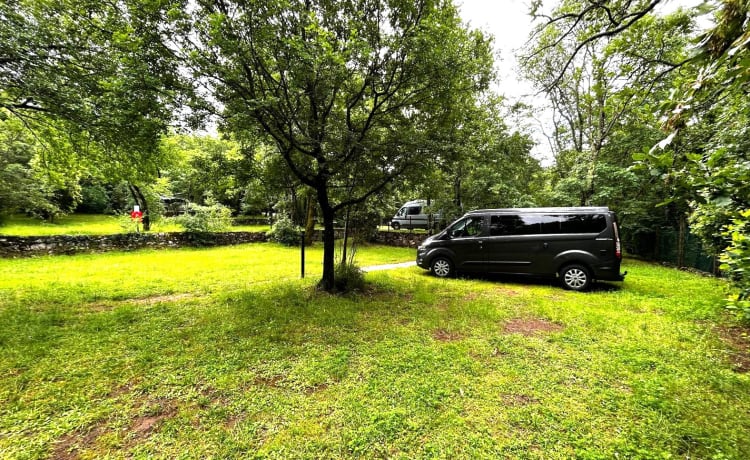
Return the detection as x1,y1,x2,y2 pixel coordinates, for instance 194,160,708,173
0,214,269,236
1,245,749,459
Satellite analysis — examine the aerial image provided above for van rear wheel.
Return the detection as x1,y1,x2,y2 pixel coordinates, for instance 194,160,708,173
431,257,454,278
560,264,591,291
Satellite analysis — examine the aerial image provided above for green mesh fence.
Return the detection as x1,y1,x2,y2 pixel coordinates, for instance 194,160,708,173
626,228,717,273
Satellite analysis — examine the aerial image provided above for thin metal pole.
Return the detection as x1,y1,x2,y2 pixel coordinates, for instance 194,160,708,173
300,230,305,278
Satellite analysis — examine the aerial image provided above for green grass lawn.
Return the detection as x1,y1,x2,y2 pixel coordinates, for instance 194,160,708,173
1,245,748,459
0,214,270,236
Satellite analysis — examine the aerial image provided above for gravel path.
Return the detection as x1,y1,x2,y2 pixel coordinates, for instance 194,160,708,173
361,261,417,272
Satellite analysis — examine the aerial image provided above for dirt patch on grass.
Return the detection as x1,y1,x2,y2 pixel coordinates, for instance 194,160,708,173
304,382,330,394
89,293,196,312
50,423,108,460
254,375,284,388
131,408,177,436
716,325,750,373
106,380,141,399
432,328,462,342
122,399,178,450
225,413,245,430
501,393,539,406
496,288,521,297
131,293,196,305
503,318,564,336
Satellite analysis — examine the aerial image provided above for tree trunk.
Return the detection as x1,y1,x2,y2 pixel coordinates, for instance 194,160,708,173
128,184,151,231
453,176,462,213
316,184,336,291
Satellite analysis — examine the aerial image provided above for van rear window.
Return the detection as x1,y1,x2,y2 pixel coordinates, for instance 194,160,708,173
490,214,606,236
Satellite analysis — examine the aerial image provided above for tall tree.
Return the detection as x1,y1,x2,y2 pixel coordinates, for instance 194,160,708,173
520,2,693,205
177,0,494,290
1,0,182,229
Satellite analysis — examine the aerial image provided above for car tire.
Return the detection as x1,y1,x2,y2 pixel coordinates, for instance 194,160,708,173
391,222,401,230
560,264,592,291
430,256,454,278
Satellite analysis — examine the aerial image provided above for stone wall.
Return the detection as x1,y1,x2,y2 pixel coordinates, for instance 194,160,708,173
0,229,429,258
371,231,428,248
0,232,268,258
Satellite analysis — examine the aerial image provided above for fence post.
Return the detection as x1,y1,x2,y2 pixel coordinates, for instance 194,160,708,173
300,230,305,279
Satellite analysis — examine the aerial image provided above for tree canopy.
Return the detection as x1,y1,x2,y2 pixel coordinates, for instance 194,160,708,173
173,0,496,290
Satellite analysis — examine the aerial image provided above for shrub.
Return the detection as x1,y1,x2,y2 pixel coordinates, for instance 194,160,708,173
77,184,111,214
333,242,365,292
334,261,365,292
119,214,143,233
176,202,233,233
267,215,301,246
721,210,750,323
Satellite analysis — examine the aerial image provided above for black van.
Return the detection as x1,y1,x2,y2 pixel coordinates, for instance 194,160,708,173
416,207,625,290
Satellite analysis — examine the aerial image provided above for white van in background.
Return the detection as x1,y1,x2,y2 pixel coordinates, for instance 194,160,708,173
391,200,442,230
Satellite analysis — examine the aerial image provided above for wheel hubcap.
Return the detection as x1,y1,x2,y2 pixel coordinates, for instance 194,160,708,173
564,269,587,288
433,260,450,277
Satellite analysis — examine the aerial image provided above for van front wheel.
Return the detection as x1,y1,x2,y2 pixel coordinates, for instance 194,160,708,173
391,222,401,230
431,257,454,278
560,264,591,291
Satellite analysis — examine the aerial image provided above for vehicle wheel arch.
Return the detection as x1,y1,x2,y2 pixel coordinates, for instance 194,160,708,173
553,250,597,273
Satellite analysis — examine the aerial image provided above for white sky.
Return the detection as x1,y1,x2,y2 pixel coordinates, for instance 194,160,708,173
456,0,710,164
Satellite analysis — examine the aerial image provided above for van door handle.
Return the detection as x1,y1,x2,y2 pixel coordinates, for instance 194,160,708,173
543,242,549,249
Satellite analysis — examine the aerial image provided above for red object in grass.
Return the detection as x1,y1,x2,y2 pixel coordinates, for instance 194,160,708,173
130,210,143,221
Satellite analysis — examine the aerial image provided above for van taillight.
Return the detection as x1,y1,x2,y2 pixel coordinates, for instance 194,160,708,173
614,222,622,259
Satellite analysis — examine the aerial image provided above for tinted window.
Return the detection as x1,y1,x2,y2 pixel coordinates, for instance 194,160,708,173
407,206,421,215
450,216,484,238
559,214,606,233
539,215,561,234
490,215,540,236
490,213,607,235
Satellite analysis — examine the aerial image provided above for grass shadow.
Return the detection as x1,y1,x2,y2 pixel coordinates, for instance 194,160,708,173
416,269,623,292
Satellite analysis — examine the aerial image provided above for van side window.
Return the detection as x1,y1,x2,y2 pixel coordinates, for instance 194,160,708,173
490,215,540,235
539,215,561,234
489,213,607,236
407,206,421,216
559,214,606,233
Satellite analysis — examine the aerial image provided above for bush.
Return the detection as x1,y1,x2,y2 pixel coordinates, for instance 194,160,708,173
176,202,233,233
334,261,365,292
267,215,301,246
721,210,750,323
77,184,110,214
332,242,365,292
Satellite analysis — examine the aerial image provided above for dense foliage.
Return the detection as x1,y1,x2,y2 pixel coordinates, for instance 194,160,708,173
175,201,233,233
267,215,303,247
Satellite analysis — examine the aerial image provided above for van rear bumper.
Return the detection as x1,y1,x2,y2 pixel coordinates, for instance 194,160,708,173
595,267,626,282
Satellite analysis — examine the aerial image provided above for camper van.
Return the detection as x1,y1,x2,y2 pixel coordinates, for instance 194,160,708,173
391,200,441,230
416,207,626,291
